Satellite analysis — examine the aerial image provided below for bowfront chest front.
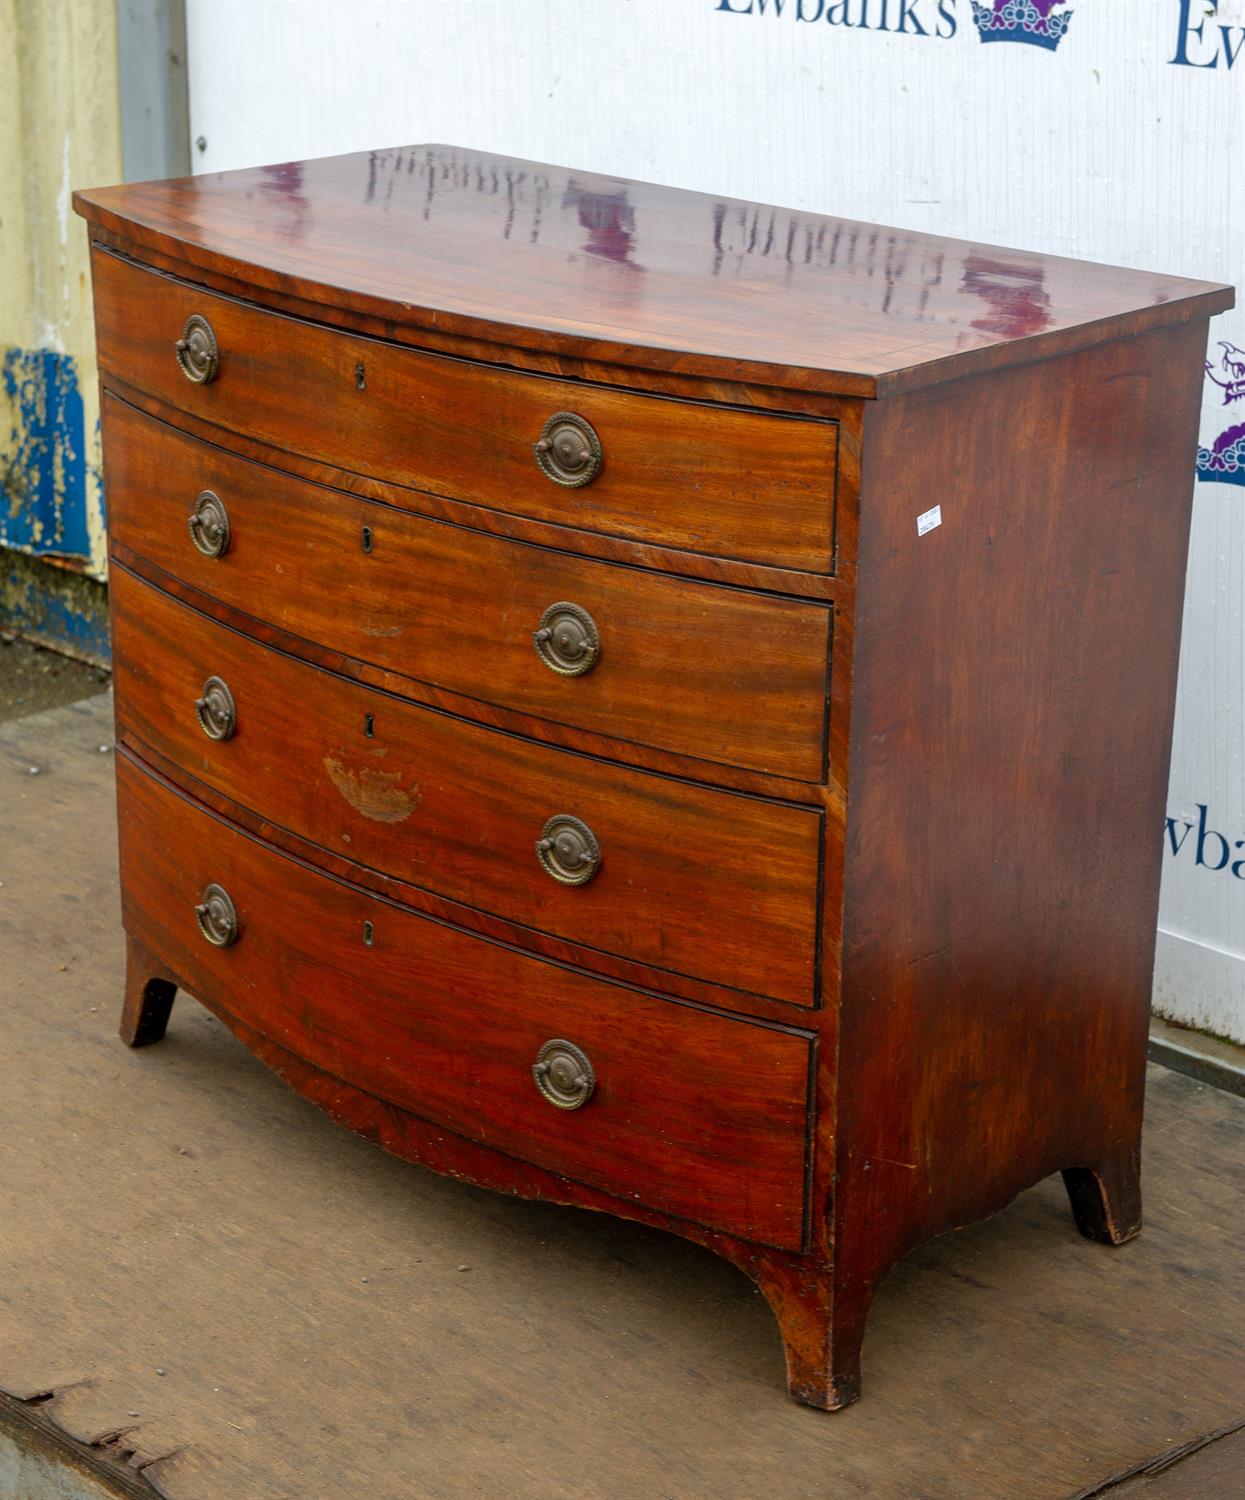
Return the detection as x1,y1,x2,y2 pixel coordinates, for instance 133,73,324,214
74,147,1233,1409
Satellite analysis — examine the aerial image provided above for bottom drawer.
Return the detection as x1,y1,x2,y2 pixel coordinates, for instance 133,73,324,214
117,753,813,1251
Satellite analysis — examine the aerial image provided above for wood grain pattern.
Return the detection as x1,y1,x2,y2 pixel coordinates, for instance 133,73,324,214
111,540,832,809
87,232,861,424
8,697,1245,1499
120,733,818,1028
91,248,839,574
102,395,832,783
110,564,824,1009
828,318,1211,1361
102,369,844,605
116,750,815,1253
75,148,1231,1413
73,144,1233,397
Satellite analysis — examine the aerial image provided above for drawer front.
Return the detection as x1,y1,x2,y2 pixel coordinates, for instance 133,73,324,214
104,396,832,782
117,754,813,1251
91,249,837,574
112,568,822,1007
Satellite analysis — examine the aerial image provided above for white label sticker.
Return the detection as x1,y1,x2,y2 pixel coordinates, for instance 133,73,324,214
917,505,942,537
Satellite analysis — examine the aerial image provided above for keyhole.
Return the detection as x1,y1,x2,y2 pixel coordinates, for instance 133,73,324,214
355,362,366,391
362,920,374,947
361,525,373,553
364,713,374,738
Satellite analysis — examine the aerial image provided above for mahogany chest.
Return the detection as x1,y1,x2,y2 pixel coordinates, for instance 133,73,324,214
74,146,1233,1409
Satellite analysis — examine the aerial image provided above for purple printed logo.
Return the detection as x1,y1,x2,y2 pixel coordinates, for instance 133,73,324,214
972,0,1073,50
1197,424,1245,486
1199,340,1245,487
1206,341,1245,406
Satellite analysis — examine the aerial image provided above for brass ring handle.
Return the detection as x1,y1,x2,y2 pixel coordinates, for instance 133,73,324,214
533,1039,596,1110
533,412,602,488
195,676,236,741
187,490,230,558
175,314,219,384
532,601,600,677
535,814,600,887
195,883,238,947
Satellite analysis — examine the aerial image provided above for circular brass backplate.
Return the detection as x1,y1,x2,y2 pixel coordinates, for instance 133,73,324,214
195,883,238,947
175,314,220,384
533,412,603,488
535,814,601,887
195,676,237,741
532,601,600,677
188,490,230,558
532,1038,596,1110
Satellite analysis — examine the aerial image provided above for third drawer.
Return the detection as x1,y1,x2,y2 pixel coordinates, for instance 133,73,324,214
112,566,824,1009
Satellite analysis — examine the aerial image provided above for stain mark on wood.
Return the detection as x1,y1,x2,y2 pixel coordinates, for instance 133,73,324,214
323,753,420,823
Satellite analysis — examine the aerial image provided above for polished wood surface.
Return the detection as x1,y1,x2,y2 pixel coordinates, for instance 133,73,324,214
111,538,833,808
829,318,1208,1361
102,395,832,783
116,751,814,1252
92,249,840,574
110,565,824,1009
74,144,1232,397
9,700,1245,1500
104,375,850,603
77,150,1231,1412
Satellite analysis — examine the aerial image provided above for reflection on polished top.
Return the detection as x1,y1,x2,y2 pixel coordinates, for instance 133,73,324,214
73,143,1234,397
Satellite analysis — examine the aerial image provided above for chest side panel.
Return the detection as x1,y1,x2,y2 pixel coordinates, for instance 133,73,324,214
837,318,1213,1283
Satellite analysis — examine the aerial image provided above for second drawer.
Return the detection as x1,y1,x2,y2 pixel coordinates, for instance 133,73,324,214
112,567,824,1008
103,395,833,783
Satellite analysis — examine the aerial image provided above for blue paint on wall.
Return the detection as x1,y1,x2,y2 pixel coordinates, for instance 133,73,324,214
2,552,111,665
1,347,90,561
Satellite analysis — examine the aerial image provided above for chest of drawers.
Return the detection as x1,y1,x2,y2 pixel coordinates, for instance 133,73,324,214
75,146,1233,1409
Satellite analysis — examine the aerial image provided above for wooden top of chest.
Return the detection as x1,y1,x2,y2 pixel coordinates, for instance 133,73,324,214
74,142,1232,399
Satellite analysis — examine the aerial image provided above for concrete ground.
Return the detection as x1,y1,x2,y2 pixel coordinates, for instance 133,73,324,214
1,694,1243,1500
0,634,110,724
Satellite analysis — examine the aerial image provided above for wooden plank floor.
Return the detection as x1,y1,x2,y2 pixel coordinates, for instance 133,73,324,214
2,696,1243,1500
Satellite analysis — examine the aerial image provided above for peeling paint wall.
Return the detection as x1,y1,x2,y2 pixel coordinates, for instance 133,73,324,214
0,0,121,652
1,348,91,563
1,550,111,665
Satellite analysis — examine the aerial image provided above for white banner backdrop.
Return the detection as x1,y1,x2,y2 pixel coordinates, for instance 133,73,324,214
186,0,1244,1040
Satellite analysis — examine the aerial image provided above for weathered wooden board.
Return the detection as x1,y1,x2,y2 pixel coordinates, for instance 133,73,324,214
1083,1425,1245,1500
1,696,1243,1500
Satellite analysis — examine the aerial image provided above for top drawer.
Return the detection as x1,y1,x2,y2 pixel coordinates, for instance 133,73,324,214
90,249,838,574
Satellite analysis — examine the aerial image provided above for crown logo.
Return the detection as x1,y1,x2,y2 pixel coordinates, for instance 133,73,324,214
972,0,1074,50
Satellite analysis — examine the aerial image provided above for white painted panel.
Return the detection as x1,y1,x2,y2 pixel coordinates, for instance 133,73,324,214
185,0,1245,1039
